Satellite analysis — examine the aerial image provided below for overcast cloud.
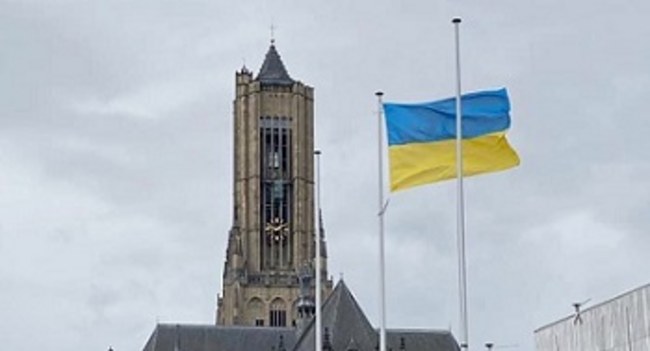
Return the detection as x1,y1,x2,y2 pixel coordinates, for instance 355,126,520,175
2,1,650,350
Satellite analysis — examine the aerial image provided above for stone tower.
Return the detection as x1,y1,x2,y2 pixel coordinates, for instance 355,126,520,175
216,42,332,327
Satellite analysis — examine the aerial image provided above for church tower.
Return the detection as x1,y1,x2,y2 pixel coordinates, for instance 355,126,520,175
216,42,332,327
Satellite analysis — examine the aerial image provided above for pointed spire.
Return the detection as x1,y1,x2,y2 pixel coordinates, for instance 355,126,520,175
257,44,294,86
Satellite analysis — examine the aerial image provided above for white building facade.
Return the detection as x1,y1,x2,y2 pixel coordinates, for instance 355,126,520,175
535,284,650,351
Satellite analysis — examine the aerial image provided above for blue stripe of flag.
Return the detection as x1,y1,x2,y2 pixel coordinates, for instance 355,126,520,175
383,88,511,146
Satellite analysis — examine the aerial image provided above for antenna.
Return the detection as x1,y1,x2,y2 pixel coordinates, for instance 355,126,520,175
573,298,591,325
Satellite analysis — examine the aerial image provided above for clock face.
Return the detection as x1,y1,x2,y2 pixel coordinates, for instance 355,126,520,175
265,217,288,244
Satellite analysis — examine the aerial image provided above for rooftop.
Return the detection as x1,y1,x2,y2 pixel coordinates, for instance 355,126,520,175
256,43,294,86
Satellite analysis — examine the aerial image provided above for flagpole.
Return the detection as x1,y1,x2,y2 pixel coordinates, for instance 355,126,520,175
452,17,469,350
375,91,387,351
314,149,323,351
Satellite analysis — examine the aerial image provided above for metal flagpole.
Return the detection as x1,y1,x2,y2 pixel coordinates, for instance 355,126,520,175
314,149,323,351
452,17,469,350
375,91,387,351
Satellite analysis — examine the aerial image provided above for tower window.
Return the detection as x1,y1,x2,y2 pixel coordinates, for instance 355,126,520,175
247,297,265,326
269,310,287,327
269,298,287,327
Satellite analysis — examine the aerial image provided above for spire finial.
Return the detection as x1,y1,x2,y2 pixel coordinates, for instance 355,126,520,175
257,38,293,85
241,57,248,73
270,23,276,44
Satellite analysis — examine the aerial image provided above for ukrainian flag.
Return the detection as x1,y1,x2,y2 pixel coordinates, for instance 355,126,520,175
383,88,520,192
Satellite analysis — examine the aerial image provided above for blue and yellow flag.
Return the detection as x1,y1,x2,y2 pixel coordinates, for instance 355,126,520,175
383,88,520,192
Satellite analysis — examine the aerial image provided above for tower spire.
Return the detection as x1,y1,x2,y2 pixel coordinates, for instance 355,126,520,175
256,43,293,86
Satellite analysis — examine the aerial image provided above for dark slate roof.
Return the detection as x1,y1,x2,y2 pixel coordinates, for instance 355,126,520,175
293,281,460,351
256,44,294,86
141,281,460,351
293,280,377,351
386,329,461,351
142,324,296,351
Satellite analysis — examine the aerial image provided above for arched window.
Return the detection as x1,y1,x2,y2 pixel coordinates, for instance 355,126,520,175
247,297,265,326
269,298,287,327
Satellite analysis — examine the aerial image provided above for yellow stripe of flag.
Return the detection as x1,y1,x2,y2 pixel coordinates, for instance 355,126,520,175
388,132,519,192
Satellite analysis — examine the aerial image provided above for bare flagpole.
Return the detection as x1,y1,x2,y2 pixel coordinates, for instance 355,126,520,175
314,149,323,351
452,17,469,350
375,91,387,351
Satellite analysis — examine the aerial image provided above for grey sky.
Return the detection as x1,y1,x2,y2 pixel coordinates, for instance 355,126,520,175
2,1,649,350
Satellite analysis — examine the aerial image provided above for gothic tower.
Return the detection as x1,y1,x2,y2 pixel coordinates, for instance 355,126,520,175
216,42,332,327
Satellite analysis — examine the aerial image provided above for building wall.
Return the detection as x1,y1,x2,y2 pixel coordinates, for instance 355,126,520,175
535,284,650,351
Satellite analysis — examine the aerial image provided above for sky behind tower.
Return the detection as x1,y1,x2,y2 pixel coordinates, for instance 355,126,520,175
2,1,650,350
